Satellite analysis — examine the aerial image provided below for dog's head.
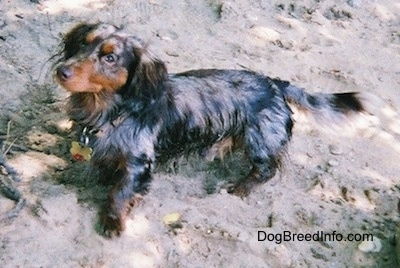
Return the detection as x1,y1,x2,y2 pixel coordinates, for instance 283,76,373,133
55,23,167,96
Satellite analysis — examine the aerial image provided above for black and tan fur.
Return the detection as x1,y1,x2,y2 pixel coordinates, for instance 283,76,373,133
55,23,365,237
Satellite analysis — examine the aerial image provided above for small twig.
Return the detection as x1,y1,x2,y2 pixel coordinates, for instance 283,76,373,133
0,176,21,200
0,150,21,182
6,120,12,135
0,142,26,222
5,120,12,151
236,63,252,71
3,137,18,156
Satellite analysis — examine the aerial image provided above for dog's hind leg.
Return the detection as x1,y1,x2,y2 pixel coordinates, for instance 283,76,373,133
231,105,293,197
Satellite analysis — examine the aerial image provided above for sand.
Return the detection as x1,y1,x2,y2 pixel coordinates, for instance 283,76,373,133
1,0,399,267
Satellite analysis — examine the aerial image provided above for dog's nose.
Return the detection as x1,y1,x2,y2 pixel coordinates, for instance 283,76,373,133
56,65,73,81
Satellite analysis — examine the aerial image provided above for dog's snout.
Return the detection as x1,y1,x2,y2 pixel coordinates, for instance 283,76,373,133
56,65,73,81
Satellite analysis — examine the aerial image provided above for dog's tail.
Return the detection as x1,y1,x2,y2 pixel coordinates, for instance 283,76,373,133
274,79,366,123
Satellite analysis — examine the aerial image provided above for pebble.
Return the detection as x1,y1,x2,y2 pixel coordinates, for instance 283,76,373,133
329,144,343,155
328,159,339,167
162,212,181,226
358,237,382,253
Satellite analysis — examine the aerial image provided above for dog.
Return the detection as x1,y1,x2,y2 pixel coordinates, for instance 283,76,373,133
55,23,365,237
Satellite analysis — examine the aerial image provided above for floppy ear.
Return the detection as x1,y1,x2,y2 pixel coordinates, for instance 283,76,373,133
132,45,168,99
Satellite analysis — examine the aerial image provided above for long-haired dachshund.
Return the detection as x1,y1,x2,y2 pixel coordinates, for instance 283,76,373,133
55,23,365,237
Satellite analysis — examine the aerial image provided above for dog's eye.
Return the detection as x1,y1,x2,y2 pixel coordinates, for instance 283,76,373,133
103,54,118,63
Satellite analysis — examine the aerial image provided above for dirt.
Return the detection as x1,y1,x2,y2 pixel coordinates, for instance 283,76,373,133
1,0,399,267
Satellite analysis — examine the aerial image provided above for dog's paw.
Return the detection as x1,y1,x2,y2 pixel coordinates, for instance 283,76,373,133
228,184,251,199
100,210,125,238
228,182,252,198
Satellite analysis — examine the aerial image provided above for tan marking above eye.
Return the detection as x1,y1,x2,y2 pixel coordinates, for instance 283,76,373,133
101,42,116,55
86,32,98,43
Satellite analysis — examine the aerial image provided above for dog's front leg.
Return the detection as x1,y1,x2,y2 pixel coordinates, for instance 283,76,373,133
100,156,153,237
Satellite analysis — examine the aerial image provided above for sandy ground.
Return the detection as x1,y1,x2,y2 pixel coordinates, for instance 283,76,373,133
0,0,399,267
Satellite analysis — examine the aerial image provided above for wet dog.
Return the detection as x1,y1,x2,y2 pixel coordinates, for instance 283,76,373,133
55,23,365,237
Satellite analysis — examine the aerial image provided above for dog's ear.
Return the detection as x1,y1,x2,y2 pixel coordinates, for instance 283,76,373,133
129,39,168,98
137,49,167,88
